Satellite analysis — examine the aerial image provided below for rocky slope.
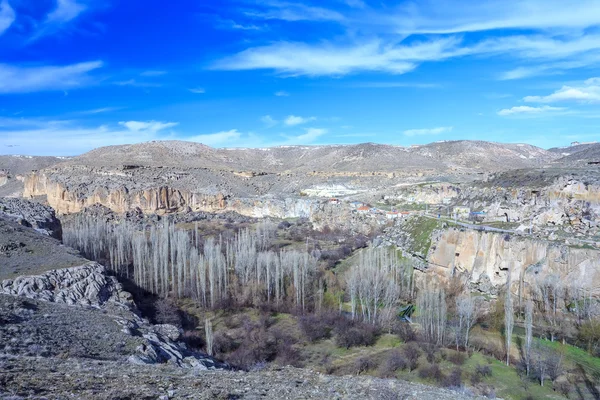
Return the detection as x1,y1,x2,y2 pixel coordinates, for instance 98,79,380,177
0,262,229,370
0,356,472,400
0,216,85,280
0,197,62,239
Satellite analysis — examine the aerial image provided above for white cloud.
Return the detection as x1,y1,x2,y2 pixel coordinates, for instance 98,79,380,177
47,0,86,23
351,81,439,88
119,120,178,133
0,0,15,36
114,79,162,88
284,115,316,126
497,105,565,116
217,1,600,79
390,0,600,34
245,3,345,22
523,79,600,103
0,61,102,94
218,18,262,30
79,107,121,114
343,0,366,8
275,90,290,96
188,87,206,94
213,37,464,76
283,127,328,144
0,124,163,156
140,70,167,77
188,129,242,146
403,126,453,136
261,115,278,127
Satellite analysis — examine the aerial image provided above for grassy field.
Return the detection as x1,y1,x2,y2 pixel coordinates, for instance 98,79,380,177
402,216,445,256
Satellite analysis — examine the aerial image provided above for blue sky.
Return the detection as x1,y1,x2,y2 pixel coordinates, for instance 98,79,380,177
0,0,599,155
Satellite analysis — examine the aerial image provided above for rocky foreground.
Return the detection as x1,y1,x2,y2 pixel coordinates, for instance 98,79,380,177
0,356,472,400
0,259,474,400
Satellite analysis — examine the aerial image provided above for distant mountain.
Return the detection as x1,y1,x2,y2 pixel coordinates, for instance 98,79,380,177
64,140,558,174
410,140,559,170
552,143,600,164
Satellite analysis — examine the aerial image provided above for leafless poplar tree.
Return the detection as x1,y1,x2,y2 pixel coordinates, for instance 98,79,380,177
525,298,533,376
504,266,514,366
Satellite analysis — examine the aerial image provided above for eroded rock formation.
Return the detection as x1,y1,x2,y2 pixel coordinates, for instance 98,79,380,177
0,263,229,370
428,229,600,295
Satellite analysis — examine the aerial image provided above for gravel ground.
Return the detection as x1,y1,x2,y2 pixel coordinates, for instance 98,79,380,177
0,356,475,400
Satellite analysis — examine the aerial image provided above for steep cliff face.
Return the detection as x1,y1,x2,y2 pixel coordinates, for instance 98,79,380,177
24,171,318,220
428,229,600,294
24,172,228,214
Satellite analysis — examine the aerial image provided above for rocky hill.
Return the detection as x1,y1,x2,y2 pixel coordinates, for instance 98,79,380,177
17,140,563,216
61,140,558,173
556,143,600,164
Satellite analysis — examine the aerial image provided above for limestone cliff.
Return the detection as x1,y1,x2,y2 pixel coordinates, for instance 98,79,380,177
428,228,600,295
24,170,321,220
24,172,227,214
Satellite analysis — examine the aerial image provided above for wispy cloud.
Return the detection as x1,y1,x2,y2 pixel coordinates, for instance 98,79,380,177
283,127,328,144
284,115,316,126
351,81,439,88
213,37,465,76
343,0,366,8
217,18,262,30
119,120,178,133
523,78,600,103
140,70,167,77
188,87,206,94
216,1,600,79
261,115,278,127
114,79,162,88
497,105,565,116
0,123,166,156
245,2,345,22
47,0,86,23
275,90,290,96
0,61,102,94
403,126,453,136
78,107,122,115
188,129,244,146
390,0,600,34
0,0,15,36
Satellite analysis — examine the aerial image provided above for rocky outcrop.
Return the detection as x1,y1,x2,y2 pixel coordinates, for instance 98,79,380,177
0,263,229,370
427,229,600,295
0,262,132,307
0,197,63,239
0,170,7,187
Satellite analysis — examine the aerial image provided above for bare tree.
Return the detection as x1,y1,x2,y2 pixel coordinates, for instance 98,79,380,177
417,279,447,346
205,318,214,356
504,266,514,366
525,298,533,376
345,247,406,325
456,293,477,350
